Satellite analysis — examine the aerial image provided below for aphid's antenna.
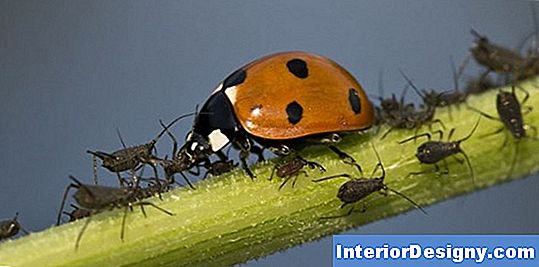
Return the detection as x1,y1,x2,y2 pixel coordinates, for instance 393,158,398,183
531,3,539,56
398,69,426,100
116,128,127,149
75,217,92,250
385,187,427,215
152,112,197,144
470,29,487,42
378,69,385,98
369,143,385,179
459,116,482,143
460,149,476,187
508,141,521,179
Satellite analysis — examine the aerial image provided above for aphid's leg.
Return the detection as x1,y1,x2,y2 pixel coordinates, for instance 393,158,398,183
269,163,278,181
250,145,265,162
467,106,501,123
312,173,353,183
481,127,505,139
513,85,530,105
398,132,432,144
56,182,80,226
431,119,446,130
447,128,456,142
291,171,308,188
279,176,292,190
75,216,92,251
240,150,255,180
405,164,446,179
439,162,450,176
91,155,98,185
233,135,256,179
179,171,195,190
369,162,384,179
140,205,147,218
499,132,509,151
458,151,476,187
380,127,394,140
328,146,363,176
527,124,538,138
132,201,174,216
120,206,129,241
116,173,128,187
320,206,355,220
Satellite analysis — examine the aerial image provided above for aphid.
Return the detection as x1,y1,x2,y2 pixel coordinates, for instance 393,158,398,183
313,144,426,218
373,72,415,126
399,117,482,185
87,113,193,186
157,119,208,188
174,51,375,179
203,159,238,179
62,204,92,222
269,155,326,189
380,72,445,139
0,213,28,240
469,29,527,83
56,176,174,250
515,4,539,81
468,86,537,177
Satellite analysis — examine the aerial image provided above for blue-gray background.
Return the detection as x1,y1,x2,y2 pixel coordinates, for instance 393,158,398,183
1,0,538,266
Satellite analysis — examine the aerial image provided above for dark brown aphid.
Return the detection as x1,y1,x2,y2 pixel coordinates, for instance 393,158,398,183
62,204,92,222
379,71,445,139
203,159,238,179
468,86,537,177
470,29,528,84
0,213,29,240
57,176,174,250
269,156,326,189
313,144,426,218
373,70,413,125
399,117,481,185
87,113,193,186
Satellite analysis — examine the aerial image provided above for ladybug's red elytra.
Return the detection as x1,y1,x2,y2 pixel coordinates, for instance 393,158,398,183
177,51,375,178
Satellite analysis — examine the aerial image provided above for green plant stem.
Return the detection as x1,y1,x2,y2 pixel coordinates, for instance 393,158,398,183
1,78,539,267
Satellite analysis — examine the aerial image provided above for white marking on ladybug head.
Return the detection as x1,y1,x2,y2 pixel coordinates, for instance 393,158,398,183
190,142,199,152
185,131,193,141
223,86,237,104
212,83,223,94
208,129,229,152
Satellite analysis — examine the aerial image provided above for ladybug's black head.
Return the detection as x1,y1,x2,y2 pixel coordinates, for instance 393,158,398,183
178,131,213,169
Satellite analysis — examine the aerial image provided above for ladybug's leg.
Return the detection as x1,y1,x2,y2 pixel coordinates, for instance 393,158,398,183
328,145,363,175
305,159,326,173
250,145,265,162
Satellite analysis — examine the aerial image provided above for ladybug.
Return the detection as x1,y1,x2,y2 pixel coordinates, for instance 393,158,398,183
177,51,375,178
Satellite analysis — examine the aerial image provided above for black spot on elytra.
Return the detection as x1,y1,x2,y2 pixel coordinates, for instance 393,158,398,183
286,59,308,79
222,68,246,89
348,88,361,114
286,101,303,125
